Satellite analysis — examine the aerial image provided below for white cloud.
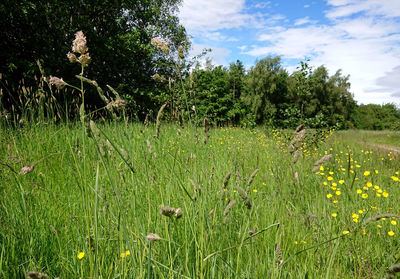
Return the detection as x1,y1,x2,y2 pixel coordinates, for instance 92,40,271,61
179,0,250,34
326,0,400,19
245,0,400,104
202,31,239,42
190,43,231,67
294,16,317,26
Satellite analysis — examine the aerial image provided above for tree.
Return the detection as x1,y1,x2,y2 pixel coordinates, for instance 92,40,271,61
0,0,189,118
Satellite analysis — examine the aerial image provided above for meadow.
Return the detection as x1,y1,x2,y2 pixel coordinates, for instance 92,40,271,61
1,120,399,278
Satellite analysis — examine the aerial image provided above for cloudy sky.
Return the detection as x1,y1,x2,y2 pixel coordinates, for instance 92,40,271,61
178,0,400,105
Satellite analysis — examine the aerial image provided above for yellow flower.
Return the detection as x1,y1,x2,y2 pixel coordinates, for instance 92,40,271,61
356,189,362,194
364,171,370,176
326,194,333,199
352,213,359,219
342,230,350,235
293,241,298,245
388,231,395,236
335,190,341,196
120,252,126,258
360,230,366,235
366,182,372,187
329,171,334,175
327,176,333,181
362,193,368,199
374,185,380,190
320,166,324,171
332,213,338,218
332,182,338,187
377,225,382,229
323,181,328,186
391,220,397,225
353,218,358,223
333,200,338,204
77,252,85,260
339,180,344,184
375,170,379,174
383,191,389,198
391,176,399,181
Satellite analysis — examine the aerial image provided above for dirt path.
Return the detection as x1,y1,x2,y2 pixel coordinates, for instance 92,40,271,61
363,142,400,154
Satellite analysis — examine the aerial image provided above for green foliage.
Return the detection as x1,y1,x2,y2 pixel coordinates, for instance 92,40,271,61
0,0,189,119
351,103,400,130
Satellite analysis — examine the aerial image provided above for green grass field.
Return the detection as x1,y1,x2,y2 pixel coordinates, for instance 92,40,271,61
1,122,399,278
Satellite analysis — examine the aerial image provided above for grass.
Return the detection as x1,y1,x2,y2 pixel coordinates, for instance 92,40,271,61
337,130,400,149
1,121,400,278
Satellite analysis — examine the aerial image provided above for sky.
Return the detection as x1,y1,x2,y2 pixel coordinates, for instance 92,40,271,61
178,0,400,105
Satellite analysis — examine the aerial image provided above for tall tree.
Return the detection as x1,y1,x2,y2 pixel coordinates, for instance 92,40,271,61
0,0,189,117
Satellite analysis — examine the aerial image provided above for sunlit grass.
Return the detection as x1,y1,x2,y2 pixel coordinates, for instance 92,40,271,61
0,122,399,278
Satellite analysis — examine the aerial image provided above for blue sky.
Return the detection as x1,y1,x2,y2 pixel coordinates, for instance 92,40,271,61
178,0,400,105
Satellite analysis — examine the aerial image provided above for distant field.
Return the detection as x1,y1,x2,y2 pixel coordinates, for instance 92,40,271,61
337,130,400,149
1,123,399,278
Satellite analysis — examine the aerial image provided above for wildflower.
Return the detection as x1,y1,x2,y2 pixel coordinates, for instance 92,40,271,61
293,241,298,245
72,31,88,54
342,230,350,235
388,231,395,236
362,193,368,199
374,185,380,190
126,250,130,256
320,166,324,171
327,176,333,181
366,182,372,187
391,176,399,181
332,213,337,218
326,194,333,199
352,213,359,219
356,189,362,194
375,170,379,174
120,252,126,258
332,182,338,187
339,180,344,184
391,220,397,226
383,191,389,198
329,171,334,175
77,252,85,260
364,171,370,176
333,200,338,204
377,225,382,229
49,76,67,89
360,230,366,235
253,189,258,193
335,190,341,196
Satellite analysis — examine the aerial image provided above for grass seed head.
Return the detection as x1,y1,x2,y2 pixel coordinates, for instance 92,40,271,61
151,38,170,54
223,199,236,224
27,271,49,279
312,154,333,173
20,165,34,175
160,206,176,217
146,233,161,242
72,31,88,54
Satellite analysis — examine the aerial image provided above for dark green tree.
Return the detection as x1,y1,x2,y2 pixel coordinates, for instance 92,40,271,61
0,0,189,118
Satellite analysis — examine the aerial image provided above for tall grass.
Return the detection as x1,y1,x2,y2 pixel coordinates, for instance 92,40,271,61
1,122,399,278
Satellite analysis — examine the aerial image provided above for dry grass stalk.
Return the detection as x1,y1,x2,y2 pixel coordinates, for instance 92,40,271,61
288,124,306,160
146,233,161,242
178,114,184,129
144,113,149,127
312,154,333,173
27,271,49,279
189,178,199,200
89,120,106,156
386,264,400,279
222,171,232,190
194,133,199,145
246,168,259,193
160,206,176,217
236,186,252,209
223,199,236,224
363,213,400,225
20,165,34,175
292,150,301,163
177,128,182,136
203,118,210,144
275,243,283,266
154,103,167,138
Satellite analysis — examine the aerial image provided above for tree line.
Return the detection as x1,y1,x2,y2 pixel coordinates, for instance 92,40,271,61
1,0,399,130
